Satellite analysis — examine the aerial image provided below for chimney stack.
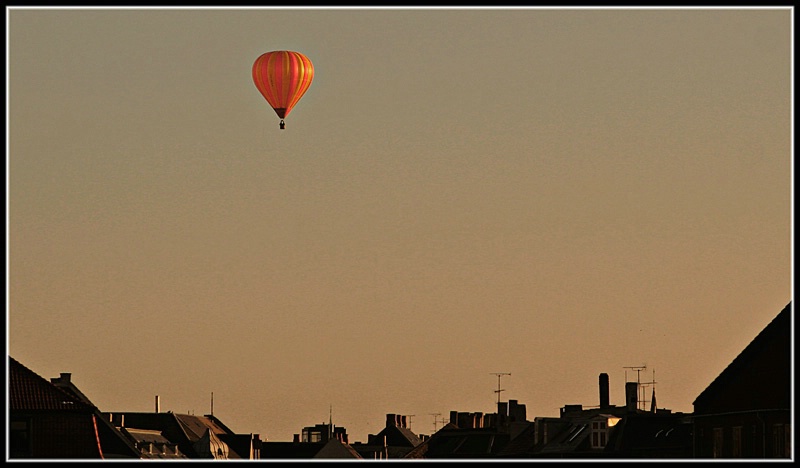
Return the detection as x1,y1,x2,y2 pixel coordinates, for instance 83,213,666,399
599,373,610,409
625,382,638,412
50,373,72,385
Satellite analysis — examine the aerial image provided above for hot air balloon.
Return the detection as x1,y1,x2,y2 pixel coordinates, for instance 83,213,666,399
252,50,314,130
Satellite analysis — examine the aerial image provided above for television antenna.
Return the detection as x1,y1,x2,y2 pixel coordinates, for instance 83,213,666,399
490,372,511,405
429,413,442,432
624,365,656,411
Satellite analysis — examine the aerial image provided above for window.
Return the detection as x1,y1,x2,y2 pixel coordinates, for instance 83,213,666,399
10,419,31,458
785,424,791,458
591,421,608,449
732,426,742,457
713,427,723,458
772,424,786,458
567,424,586,443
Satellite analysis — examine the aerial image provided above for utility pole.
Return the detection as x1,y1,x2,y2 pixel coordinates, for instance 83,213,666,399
490,372,511,405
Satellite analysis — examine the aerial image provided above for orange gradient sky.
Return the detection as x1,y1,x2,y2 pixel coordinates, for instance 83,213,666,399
7,7,793,442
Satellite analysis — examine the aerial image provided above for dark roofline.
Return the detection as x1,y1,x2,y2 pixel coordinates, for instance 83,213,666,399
692,301,791,407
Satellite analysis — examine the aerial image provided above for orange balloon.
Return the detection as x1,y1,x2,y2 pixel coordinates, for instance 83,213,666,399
252,51,314,129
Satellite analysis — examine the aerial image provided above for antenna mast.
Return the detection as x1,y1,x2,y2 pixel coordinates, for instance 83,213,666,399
490,372,511,405
623,365,656,411
429,413,442,432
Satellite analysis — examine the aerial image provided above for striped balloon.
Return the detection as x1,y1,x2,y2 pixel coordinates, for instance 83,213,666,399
252,51,314,127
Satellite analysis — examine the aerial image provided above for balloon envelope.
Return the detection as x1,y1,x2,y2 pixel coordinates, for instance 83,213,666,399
252,50,314,120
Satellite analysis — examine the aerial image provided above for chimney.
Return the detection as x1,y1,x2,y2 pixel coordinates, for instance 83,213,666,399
386,414,396,427
155,395,161,413
111,413,125,427
450,411,458,425
509,401,526,422
293,434,300,443
625,382,638,412
50,373,71,385
498,402,508,418
599,373,610,409
401,415,407,428
484,413,495,428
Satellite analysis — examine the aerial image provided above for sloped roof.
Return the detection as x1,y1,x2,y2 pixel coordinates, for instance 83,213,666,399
534,421,591,455
193,427,231,459
122,428,188,459
404,423,458,459
313,438,363,459
174,413,231,440
404,425,510,459
9,356,96,413
101,411,255,459
373,424,423,447
124,428,173,445
496,422,536,458
604,413,692,458
693,301,791,410
12,360,141,458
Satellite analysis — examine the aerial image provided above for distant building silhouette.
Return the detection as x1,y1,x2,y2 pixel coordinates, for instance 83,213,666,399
8,301,791,460
498,373,692,458
404,399,529,458
9,356,261,459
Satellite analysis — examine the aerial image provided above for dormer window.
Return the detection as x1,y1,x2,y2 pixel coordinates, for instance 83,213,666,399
591,421,608,448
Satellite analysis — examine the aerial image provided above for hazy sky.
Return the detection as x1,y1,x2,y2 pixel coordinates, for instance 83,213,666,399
7,7,793,443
